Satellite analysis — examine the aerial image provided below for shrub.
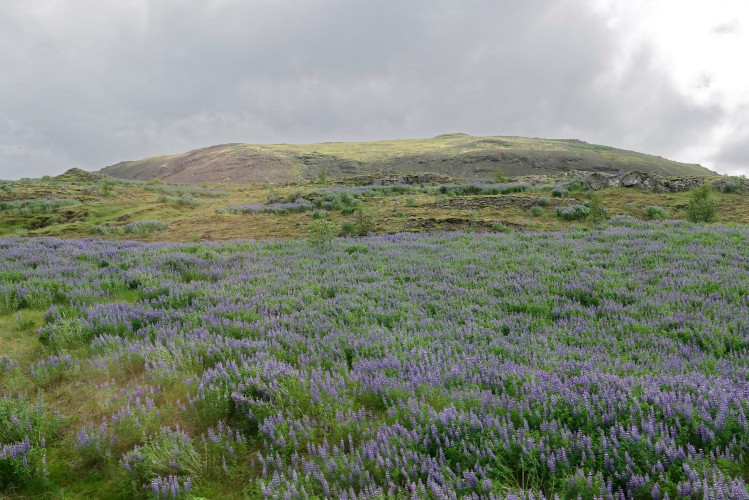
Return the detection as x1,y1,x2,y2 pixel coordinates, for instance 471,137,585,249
536,197,551,207
687,184,717,223
158,194,202,208
100,178,115,197
283,191,302,203
312,209,330,219
124,220,169,236
551,187,568,198
88,221,169,237
219,200,313,215
120,427,201,495
317,170,328,184
0,198,80,214
405,197,416,207
330,192,361,211
39,317,90,349
354,208,376,236
530,206,544,217
644,206,669,220
563,179,584,192
307,220,339,246
556,205,590,221
144,184,226,198
585,193,608,224
495,169,508,183
717,179,741,193
340,222,357,236
88,224,115,235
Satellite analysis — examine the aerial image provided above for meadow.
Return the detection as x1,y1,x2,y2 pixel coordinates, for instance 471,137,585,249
1,220,748,498
2,173,749,242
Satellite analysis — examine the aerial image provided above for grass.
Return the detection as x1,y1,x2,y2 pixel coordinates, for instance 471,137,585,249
0,174,747,242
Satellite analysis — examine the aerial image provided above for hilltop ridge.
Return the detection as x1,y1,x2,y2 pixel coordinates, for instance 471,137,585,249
100,134,714,184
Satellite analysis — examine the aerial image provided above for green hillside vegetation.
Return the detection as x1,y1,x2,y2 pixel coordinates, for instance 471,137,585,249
100,134,713,184
0,170,745,242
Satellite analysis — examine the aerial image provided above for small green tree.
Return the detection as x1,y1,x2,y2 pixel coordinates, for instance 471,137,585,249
354,208,376,236
687,183,717,223
307,219,339,246
495,169,508,183
100,178,115,197
317,170,328,184
586,192,608,224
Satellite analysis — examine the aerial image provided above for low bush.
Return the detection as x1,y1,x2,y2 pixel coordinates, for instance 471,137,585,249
218,200,313,215
158,194,202,208
644,205,669,220
585,193,608,224
144,184,226,198
551,187,568,198
687,184,717,223
0,199,80,214
88,220,169,237
120,426,201,496
307,220,339,246
556,204,590,221
717,179,741,193
354,208,376,236
340,221,357,235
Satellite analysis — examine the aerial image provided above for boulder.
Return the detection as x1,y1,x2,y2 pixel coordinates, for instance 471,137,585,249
583,172,617,190
583,171,723,193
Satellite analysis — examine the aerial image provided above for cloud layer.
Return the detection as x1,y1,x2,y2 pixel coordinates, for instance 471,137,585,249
0,0,745,179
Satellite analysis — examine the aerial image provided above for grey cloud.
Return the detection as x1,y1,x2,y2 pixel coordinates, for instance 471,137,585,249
712,119,749,174
712,20,740,35
0,0,732,179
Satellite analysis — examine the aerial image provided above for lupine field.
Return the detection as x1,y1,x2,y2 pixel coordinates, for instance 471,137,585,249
1,219,749,498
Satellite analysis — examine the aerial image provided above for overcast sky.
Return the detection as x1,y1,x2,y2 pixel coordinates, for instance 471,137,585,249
1,0,748,179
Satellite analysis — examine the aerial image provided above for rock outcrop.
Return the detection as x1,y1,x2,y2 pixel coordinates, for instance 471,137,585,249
340,172,455,186
582,171,740,193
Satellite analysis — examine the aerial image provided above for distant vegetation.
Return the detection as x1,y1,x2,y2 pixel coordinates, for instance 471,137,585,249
0,198,80,214
0,169,747,241
88,220,169,236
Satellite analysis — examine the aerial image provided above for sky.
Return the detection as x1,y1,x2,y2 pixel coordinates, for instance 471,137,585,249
0,0,748,179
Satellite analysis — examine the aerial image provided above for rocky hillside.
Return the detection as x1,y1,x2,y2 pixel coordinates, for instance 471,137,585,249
100,133,714,184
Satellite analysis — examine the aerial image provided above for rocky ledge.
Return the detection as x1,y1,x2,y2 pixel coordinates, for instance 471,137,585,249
583,171,744,193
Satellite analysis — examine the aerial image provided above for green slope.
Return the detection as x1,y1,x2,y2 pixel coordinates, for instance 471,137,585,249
100,134,714,184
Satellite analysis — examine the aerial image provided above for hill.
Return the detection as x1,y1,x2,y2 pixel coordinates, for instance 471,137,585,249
99,134,713,183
